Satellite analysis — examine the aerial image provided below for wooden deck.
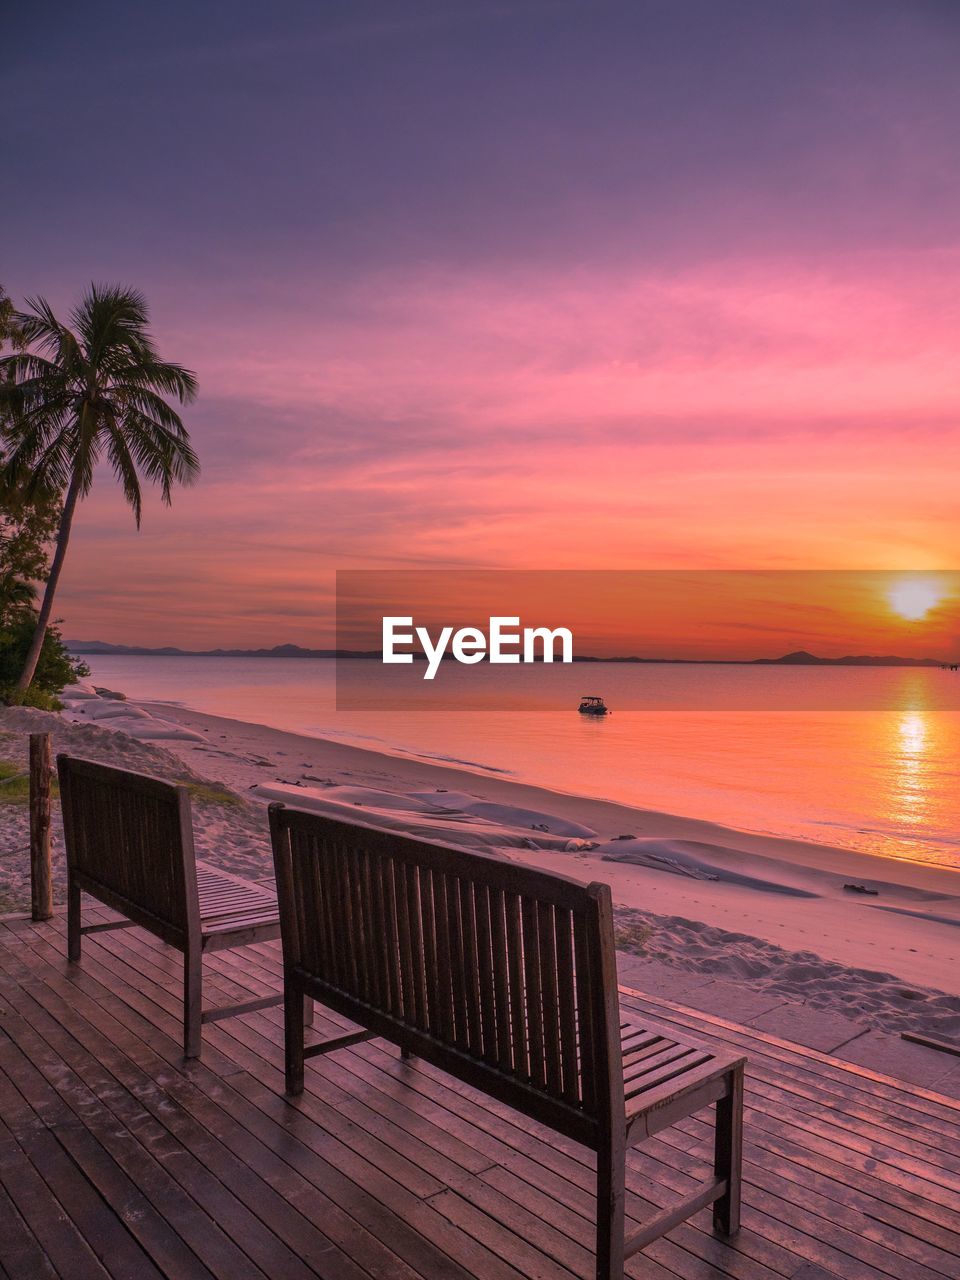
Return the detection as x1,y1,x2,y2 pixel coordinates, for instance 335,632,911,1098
1,904,958,1280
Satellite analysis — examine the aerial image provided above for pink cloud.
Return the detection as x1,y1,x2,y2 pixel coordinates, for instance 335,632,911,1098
57,251,960,645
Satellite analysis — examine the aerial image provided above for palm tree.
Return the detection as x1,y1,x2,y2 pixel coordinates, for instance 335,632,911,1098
0,283,199,691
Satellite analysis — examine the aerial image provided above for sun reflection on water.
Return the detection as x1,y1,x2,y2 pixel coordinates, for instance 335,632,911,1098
889,709,931,829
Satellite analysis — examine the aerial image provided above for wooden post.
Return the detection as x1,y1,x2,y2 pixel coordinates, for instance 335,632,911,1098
30,733,53,921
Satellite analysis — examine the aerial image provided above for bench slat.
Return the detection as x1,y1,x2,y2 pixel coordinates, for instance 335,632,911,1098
361,847,382,1010
489,887,512,1071
382,854,403,1020
420,867,442,1038
538,901,563,1098
474,883,498,1063
572,909,598,1113
445,872,468,1050
399,861,424,1030
460,879,484,1057
554,906,580,1106
521,895,546,1089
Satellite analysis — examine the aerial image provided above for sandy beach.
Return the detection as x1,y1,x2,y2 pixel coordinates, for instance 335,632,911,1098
2,687,959,1058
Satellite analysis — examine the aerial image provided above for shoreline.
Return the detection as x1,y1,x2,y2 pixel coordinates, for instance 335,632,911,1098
76,655,960,870
139,699,960,997
164,703,960,870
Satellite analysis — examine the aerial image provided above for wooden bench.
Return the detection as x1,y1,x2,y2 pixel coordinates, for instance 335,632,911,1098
58,755,285,1058
269,804,745,1278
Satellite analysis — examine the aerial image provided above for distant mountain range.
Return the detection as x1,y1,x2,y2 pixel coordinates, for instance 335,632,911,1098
67,640,380,658
67,641,953,666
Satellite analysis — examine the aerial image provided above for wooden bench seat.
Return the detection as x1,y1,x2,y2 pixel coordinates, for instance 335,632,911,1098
196,862,282,943
620,1017,729,1120
58,755,284,1057
269,804,745,1278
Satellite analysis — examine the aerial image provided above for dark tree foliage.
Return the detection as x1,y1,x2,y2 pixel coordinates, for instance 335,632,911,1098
0,616,88,708
0,285,20,350
0,481,59,622
0,285,88,705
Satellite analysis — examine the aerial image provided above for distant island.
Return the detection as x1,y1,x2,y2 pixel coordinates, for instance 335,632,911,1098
67,641,954,666
579,649,949,667
751,649,948,668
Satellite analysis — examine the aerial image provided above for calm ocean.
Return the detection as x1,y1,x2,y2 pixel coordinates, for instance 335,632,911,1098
81,655,960,869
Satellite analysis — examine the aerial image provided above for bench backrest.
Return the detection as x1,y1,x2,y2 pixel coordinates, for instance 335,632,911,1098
269,804,623,1141
58,754,200,950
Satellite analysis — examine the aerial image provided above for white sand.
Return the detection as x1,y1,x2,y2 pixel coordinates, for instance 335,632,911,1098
4,689,959,1044
62,687,206,740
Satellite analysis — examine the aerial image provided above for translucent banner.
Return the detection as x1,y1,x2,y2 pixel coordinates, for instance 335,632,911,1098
335,570,960,710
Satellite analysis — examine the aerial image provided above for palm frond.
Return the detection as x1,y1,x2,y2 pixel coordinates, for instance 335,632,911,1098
104,420,144,527
16,297,84,377
120,408,200,503
4,424,76,495
0,352,64,384
114,360,198,403
110,384,192,430
77,284,154,368
4,283,199,523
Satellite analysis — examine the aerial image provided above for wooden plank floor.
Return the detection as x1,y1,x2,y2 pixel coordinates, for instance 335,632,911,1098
1,906,958,1280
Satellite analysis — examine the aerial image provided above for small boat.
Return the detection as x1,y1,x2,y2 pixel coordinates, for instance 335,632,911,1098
578,695,609,716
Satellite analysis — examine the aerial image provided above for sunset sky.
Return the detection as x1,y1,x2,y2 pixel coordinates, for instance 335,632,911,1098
6,1,960,649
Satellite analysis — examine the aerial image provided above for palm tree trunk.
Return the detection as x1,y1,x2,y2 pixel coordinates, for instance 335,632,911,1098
15,473,81,692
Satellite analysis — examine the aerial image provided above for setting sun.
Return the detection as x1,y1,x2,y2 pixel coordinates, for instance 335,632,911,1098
887,576,945,621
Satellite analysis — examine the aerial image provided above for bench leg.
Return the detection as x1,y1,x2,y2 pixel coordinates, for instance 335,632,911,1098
67,879,81,963
713,1064,744,1236
304,995,314,1028
184,951,203,1059
285,980,306,1095
596,1134,626,1280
